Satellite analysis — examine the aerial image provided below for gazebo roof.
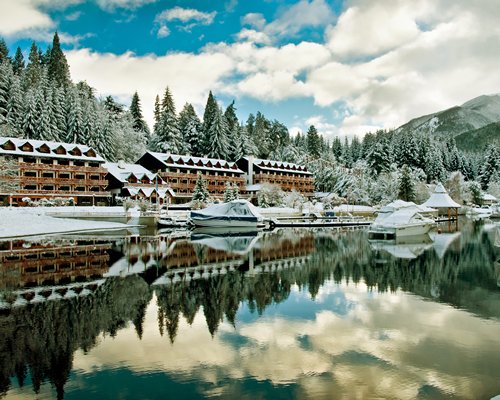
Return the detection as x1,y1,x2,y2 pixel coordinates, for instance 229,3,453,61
421,183,461,208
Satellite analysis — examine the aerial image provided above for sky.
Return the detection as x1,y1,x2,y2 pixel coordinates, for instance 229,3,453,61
1,0,500,141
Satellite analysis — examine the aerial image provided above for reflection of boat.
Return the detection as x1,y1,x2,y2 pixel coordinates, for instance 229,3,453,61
190,227,261,255
369,234,433,259
490,203,500,218
429,231,461,259
189,199,264,228
157,215,188,228
466,206,492,220
369,201,436,239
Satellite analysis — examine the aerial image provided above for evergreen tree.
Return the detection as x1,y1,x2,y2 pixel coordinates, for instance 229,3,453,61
0,61,11,125
366,141,391,176
350,136,362,162
201,91,219,154
0,38,9,63
231,182,239,200
103,94,123,117
153,94,161,133
269,120,289,150
468,181,483,206
192,172,209,202
223,182,235,202
479,145,500,189
424,144,446,183
6,73,23,134
47,32,71,87
205,105,230,159
64,86,83,143
246,113,255,137
150,87,182,153
24,42,42,89
22,90,38,139
306,125,321,158
253,111,271,158
179,103,202,156
341,137,352,167
12,47,25,75
129,91,150,138
332,136,342,160
398,164,416,202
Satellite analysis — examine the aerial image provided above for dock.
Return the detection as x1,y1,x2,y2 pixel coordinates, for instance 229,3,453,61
266,217,372,229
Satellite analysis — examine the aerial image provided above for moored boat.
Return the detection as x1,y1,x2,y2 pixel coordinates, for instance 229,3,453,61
189,199,264,228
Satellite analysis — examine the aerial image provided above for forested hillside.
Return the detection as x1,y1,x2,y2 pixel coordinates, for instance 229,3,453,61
1,33,499,205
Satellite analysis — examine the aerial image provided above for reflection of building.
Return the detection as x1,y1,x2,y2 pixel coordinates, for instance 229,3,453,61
105,162,174,204
0,238,111,289
136,152,246,203
0,137,110,205
236,156,315,196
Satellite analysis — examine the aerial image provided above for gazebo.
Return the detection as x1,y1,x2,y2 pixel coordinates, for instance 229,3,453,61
421,183,461,220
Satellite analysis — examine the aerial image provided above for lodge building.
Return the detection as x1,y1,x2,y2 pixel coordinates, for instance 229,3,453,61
105,161,174,205
0,137,109,206
236,156,315,196
136,152,246,203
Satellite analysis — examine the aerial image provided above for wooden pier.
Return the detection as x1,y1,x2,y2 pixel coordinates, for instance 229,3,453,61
266,217,372,229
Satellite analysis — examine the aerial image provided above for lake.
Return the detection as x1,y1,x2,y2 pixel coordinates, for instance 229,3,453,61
0,220,499,399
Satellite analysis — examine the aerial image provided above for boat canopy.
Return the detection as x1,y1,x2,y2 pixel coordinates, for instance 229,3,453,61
422,183,461,208
191,199,263,223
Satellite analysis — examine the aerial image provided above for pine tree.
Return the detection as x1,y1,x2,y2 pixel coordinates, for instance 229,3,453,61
424,144,446,183
0,38,9,64
6,74,23,134
12,47,25,75
231,182,239,200
0,61,11,125
151,87,182,153
22,90,38,139
479,145,500,189
205,105,230,159
201,91,218,154
253,111,271,158
64,86,83,143
332,136,342,160
398,164,416,202
469,181,483,206
35,84,55,140
129,91,150,138
223,181,235,202
367,141,391,176
50,86,66,140
153,94,161,133
179,103,202,156
24,42,42,89
47,32,71,87
192,172,209,202
306,125,321,158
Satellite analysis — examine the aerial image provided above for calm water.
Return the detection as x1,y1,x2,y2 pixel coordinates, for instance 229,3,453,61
0,221,499,400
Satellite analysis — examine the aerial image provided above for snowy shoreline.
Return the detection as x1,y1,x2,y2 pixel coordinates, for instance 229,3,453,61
0,207,131,239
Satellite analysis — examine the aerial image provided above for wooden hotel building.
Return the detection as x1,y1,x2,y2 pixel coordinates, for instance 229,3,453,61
0,137,110,206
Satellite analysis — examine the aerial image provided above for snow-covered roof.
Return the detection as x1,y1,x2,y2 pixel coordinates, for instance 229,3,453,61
0,136,105,162
482,193,497,201
122,186,175,198
421,183,461,208
243,156,312,175
147,152,244,174
379,200,435,214
105,162,162,183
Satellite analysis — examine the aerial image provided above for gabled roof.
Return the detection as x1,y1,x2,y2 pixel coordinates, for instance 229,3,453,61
105,162,162,184
0,137,105,162
146,152,244,174
241,156,313,176
422,183,461,208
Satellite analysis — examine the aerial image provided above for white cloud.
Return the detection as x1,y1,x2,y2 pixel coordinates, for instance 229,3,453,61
66,48,235,128
95,0,157,12
154,7,217,37
0,0,54,36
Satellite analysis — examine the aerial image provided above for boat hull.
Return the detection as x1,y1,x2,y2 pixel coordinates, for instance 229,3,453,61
190,217,261,228
369,222,434,238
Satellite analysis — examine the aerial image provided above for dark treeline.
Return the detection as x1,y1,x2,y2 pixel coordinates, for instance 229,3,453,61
1,34,499,201
0,225,497,397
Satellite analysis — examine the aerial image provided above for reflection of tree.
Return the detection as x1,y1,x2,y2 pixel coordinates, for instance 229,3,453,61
0,275,152,398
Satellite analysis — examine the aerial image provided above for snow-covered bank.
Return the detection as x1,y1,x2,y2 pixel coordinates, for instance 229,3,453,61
0,208,131,239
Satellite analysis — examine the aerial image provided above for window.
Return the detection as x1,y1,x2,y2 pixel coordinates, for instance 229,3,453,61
74,161,85,167
22,157,35,163
59,173,71,179
42,185,54,191
75,186,85,192
75,174,85,180
59,186,71,191
24,171,37,177
42,172,54,178
23,185,37,191
89,162,99,168
41,158,53,165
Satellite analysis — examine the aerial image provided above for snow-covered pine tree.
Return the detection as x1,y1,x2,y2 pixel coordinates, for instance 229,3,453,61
12,47,24,75
179,103,202,156
366,140,391,176
468,181,483,206
22,89,38,139
231,182,240,200
205,105,230,159
479,144,500,189
331,136,342,160
0,156,19,193
24,42,42,89
201,91,218,154
64,86,83,143
398,164,416,202
192,171,209,202
35,84,56,141
223,181,234,202
253,112,271,159
0,38,9,64
6,73,23,135
306,125,321,158
424,143,446,183
47,32,71,87
50,86,66,140
153,94,161,134
0,61,10,126
130,91,150,139
151,87,183,153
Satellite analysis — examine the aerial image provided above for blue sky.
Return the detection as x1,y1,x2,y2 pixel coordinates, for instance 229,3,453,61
1,0,500,140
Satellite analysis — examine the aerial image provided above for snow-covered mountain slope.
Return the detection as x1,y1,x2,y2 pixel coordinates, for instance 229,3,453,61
396,94,500,138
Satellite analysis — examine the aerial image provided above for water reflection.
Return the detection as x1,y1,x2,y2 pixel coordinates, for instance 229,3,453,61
0,221,499,399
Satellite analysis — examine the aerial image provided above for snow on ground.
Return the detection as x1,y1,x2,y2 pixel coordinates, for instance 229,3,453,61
0,207,131,239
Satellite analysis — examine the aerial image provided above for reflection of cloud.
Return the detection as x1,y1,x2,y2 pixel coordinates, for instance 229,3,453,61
70,282,500,399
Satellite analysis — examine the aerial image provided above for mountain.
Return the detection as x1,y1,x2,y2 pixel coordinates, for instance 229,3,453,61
395,94,500,150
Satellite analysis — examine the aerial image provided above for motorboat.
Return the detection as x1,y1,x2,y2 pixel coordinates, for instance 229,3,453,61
369,200,436,239
157,215,188,228
190,227,261,255
490,203,500,218
189,199,264,228
369,234,433,259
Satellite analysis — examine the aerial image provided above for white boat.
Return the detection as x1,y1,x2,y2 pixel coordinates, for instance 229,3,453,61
157,215,187,228
490,203,500,218
189,199,264,228
369,200,436,239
